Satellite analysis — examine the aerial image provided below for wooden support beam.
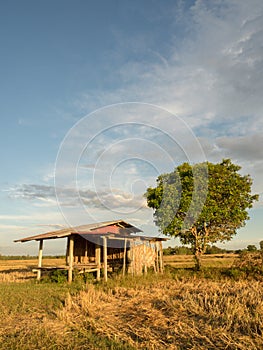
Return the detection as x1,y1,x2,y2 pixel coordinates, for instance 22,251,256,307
103,236,108,282
159,241,164,273
95,244,101,281
84,240,88,263
122,238,127,276
68,236,74,283
66,237,70,265
37,239,43,281
155,242,159,273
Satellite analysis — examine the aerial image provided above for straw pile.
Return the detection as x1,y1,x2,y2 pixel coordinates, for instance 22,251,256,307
57,279,263,349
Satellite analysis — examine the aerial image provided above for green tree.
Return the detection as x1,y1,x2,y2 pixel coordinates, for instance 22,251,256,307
247,244,257,252
205,245,226,254
145,159,258,269
260,240,263,251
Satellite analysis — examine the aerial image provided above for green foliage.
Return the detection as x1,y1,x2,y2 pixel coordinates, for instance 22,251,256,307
0,255,38,260
0,255,65,260
145,159,258,269
48,269,68,283
164,244,228,255
46,269,97,285
163,245,193,255
247,244,257,252
205,245,227,254
222,267,245,280
260,240,263,251
74,271,96,284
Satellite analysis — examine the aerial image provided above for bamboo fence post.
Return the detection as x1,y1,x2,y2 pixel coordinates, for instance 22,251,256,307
37,239,43,281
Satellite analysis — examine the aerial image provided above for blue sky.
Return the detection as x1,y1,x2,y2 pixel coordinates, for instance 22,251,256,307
1,0,263,254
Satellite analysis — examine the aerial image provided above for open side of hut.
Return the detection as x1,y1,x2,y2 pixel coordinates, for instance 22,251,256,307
14,220,167,282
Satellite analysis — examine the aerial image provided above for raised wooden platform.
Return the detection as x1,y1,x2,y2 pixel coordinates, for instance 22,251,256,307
32,263,100,274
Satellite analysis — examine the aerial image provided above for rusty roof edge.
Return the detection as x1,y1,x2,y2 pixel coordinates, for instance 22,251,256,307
88,220,142,232
14,232,71,243
80,232,168,241
14,219,142,243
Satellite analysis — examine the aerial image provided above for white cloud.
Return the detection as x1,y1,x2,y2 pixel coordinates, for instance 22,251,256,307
0,215,33,221
6,183,147,212
73,1,263,140
0,224,28,230
216,134,263,161
82,1,263,211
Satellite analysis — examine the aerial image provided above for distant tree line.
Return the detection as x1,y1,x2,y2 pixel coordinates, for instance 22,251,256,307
164,241,263,255
0,255,65,260
163,245,229,255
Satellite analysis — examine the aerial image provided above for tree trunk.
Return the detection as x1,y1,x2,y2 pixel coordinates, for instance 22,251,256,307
191,226,203,270
194,249,202,270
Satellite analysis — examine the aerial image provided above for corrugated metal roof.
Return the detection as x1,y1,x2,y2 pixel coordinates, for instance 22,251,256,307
79,232,168,241
14,220,142,242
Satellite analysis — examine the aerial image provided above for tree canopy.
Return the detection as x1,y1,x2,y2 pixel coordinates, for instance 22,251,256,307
145,159,258,269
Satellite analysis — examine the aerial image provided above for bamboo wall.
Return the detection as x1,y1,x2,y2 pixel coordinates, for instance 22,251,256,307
72,236,163,275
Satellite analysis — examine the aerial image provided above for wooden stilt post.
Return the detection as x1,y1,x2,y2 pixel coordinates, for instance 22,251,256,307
37,239,43,281
66,237,70,265
95,244,101,281
68,235,74,283
122,238,127,276
155,241,159,273
84,240,88,263
103,236,108,282
159,241,164,273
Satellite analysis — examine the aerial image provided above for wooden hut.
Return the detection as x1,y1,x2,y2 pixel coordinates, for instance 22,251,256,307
14,220,167,282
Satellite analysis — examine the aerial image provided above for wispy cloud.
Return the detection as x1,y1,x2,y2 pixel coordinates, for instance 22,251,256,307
36,223,67,230
216,134,263,161
0,224,28,230
71,0,263,205
7,183,147,211
75,1,263,136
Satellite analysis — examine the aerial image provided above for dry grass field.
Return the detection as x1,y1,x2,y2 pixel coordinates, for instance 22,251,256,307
163,253,237,268
0,258,65,282
0,254,235,283
58,278,263,349
0,255,262,349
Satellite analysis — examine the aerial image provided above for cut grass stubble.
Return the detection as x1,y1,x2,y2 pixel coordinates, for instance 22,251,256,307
0,256,262,349
57,276,263,349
